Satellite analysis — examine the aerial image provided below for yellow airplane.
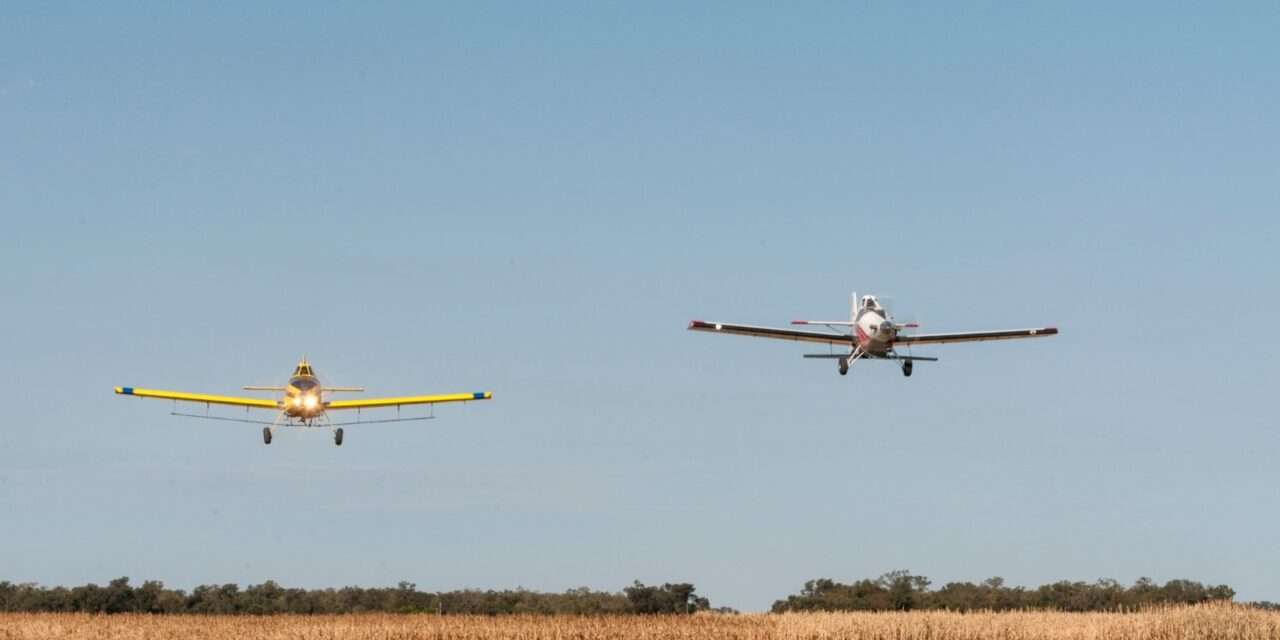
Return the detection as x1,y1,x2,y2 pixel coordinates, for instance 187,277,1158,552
115,358,492,446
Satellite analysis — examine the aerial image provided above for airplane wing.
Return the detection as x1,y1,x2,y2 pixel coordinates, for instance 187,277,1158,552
326,391,492,410
894,327,1058,346
688,320,854,345
114,387,280,409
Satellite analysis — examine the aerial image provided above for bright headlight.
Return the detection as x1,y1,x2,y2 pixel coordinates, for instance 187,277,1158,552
303,395,318,409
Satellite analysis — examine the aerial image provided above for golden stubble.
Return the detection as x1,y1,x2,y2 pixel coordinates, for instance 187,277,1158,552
1,603,1277,640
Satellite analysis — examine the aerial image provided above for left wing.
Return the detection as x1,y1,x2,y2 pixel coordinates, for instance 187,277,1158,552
326,391,492,410
894,327,1058,346
688,320,854,346
114,387,280,409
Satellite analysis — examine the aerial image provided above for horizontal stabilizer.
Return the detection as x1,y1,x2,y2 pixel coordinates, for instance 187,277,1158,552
170,412,436,427
804,353,939,362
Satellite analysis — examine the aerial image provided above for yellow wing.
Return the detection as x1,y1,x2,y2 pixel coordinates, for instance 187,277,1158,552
115,387,280,410
326,391,492,410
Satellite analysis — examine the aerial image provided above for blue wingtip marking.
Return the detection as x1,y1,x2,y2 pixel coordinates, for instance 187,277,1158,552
473,392,486,400
122,387,134,395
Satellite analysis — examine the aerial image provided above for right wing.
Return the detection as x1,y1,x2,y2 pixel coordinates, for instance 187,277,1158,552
115,387,281,410
688,320,854,346
326,391,492,410
894,327,1058,346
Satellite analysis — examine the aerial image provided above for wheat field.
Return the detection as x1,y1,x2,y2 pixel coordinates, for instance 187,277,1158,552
2,604,1277,640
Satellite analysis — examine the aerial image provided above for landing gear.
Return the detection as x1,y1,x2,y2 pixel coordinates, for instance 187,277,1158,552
902,359,913,377
839,349,863,376
334,428,344,446
262,427,272,445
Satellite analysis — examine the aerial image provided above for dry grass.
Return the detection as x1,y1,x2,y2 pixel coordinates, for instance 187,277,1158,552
1,603,1277,640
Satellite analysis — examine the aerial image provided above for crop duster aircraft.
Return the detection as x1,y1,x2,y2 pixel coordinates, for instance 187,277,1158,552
114,359,492,445
689,293,1057,377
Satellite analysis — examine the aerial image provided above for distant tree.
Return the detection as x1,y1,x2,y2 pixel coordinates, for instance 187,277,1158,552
624,582,709,614
772,577,892,612
242,580,285,614
933,581,981,610
772,574,1235,613
101,577,135,614
877,571,930,611
0,574,1236,615
134,580,165,613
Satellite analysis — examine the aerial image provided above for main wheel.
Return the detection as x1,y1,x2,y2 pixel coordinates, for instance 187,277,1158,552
263,427,272,445
334,428,344,446
838,361,849,376
902,360,913,377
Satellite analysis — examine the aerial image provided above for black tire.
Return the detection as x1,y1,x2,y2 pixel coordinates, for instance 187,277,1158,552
334,428,344,446
838,362,849,376
902,360,913,377
263,427,272,445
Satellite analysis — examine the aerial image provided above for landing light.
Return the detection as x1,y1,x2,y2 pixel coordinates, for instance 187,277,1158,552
303,395,318,409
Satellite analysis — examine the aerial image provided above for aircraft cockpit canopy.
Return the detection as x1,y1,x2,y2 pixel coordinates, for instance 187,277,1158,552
294,362,315,377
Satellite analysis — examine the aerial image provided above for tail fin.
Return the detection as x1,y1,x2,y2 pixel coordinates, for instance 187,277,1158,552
293,358,315,377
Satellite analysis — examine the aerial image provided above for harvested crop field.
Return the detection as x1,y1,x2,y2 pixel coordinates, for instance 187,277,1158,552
2,604,1278,639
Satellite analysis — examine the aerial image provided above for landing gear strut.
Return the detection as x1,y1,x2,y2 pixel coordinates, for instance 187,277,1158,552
334,428,344,446
901,359,913,377
839,349,864,376
262,427,272,445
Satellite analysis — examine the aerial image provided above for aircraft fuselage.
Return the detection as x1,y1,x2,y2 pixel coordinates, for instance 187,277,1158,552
854,307,897,355
284,375,324,420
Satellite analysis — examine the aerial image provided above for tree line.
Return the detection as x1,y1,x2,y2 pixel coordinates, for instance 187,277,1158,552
771,572,1237,613
0,579,713,615
0,573,1249,615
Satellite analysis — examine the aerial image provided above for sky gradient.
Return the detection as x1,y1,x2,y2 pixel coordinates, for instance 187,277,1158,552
2,3,1278,611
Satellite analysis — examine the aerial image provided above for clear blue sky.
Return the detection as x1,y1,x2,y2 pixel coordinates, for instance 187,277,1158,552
2,3,1277,612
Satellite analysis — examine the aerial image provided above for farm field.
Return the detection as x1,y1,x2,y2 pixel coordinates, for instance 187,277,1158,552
1,604,1277,640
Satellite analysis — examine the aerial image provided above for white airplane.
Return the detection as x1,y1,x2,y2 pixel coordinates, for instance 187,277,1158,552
689,293,1058,377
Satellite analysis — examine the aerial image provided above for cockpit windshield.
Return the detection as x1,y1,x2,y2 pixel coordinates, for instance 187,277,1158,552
292,379,318,391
